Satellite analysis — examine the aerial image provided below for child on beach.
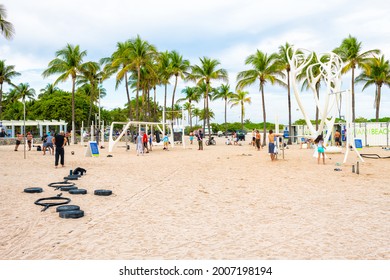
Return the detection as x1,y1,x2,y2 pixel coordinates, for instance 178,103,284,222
314,134,326,164
189,131,194,145
163,135,169,150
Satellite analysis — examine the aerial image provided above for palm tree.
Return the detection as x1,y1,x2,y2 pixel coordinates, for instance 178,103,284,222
236,50,284,145
0,4,15,40
177,86,201,129
42,43,87,144
0,60,20,118
333,35,380,121
38,83,59,98
211,84,234,134
157,51,172,127
169,51,190,121
230,90,251,130
127,35,157,121
278,42,294,144
192,107,201,126
356,55,390,121
182,102,194,127
190,57,228,139
8,83,35,134
106,41,134,120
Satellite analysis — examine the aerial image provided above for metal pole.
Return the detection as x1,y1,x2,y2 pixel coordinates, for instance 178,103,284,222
98,79,101,129
23,98,26,160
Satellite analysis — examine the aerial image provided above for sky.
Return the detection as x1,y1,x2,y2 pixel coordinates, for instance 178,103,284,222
1,0,390,125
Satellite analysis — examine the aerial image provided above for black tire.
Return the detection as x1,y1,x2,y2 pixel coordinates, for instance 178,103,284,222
60,186,78,192
56,205,80,212
69,189,87,195
63,175,79,180
59,210,84,219
94,189,112,196
24,187,43,193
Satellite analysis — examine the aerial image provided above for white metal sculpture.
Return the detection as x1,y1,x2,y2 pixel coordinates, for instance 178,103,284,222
288,48,364,163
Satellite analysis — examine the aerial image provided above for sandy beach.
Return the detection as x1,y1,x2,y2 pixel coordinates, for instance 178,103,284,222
0,137,389,260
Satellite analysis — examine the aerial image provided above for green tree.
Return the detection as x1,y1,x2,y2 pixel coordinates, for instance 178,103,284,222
42,43,88,144
190,57,228,139
230,90,251,130
0,4,15,40
211,83,234,134
356,55,390,121
333,35,380,121
177,86,201,129
236,50,284,145
0,60,20,118
169,50,189,122
7,83,35,133
157,51,172,127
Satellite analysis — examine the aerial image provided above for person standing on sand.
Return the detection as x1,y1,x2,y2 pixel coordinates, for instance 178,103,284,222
314,134,326,165
196,129,203,150
27,132,33,151
163,134,169,151
136,132,144,156
334,130,341,147
189,131,194,145
255,130,261,151
52,131,67,168
252,129,256,147
14,132,23,151
268,129,282,161
142,131,149,153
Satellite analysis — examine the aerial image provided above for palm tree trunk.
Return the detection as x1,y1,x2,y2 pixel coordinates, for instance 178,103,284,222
125,72,132,120
206,91,211,140
88,93,93,127
241,101,244,130
171,74,178,122
287,71,292,145
351,66,355,122
224,98,227,135
376,85,381,121
153,86,157,122
189,100,193,130
71,77,76,145
260,83,267,146
136,66,141,121
0,83,3,118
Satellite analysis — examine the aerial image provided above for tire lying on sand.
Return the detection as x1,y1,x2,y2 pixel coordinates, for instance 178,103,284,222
59,210,84,219
63,175,79,181
56,205,80,212
69,189,87,195
48,181,75,189
24,187,43,193
60,186,78,192
94,189,112,196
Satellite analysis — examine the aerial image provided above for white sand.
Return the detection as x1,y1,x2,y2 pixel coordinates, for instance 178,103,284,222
0,137,389,259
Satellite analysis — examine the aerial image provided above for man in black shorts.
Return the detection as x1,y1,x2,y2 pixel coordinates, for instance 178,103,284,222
52,131,67,168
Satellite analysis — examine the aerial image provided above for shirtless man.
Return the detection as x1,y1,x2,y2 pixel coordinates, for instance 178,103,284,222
268,129,282,161
27,132,33,151
14,132,23,151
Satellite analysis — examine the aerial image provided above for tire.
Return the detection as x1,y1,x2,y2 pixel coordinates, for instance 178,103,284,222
59,210,84,219
69,189,87,195
94,189,112,196
60,186,78,192
24,187,43,193
56,205,80,212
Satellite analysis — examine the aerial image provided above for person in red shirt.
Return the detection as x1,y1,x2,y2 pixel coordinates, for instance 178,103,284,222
142,131,149,153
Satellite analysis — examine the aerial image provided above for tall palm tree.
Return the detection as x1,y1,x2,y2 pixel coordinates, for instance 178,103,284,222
38,83,59,98
177,86,201,129
105,41,133,120
211,84,234,134
230,90,251,130
169,50,190,121
236,50,284,145
0,4,15,40
192,107,201,126
0,60,20,118
127,35,157,121
157,51,172,127
356,55,390,121
42,43,87,144
333,35,380,121
278,42,294,144
190,57,228,139
8,83,35,134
